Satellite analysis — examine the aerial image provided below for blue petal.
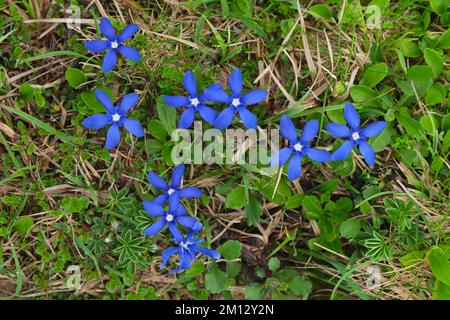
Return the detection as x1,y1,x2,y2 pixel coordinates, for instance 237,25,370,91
344,102,360,131
174,201,187,216
228,68,243,95
118,93,139,114
360,121,387,138
123,118,144,137
148,172,169,190
117,24,139,42
95,89,114,113
242,89,267,105
179,108,196,129
287,153,303,181
238,108,258,129
326,123,351,138
82,114,111,130
118,45,141,62
179,252,193,271
280,115,298,143
179,186,202,198
105,123,121,149
183,71,197,96
359,140,376,166
152,194,168,206
215,106,235,130
168,192,181,211
163,96,189,108
198,105,217,125
306,148,330,163
84,40,109,53
102,49,117,73
99,18,116,40
168,222,183,242
143,219,166,236
176,216,201,229
159,247,179,269
171,164,185,188
194,246,221,260
300,119,318,144
269,147,293,166
203,85,230,103
143,201,165,216
331,140,353,161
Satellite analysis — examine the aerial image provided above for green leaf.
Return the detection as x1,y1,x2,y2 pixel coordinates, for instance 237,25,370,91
147,120,168,143
61,197,90,213
361,63,388,88
225,187,246,209
65,67,87,88
406,65,433,82
433,280,450,300
14,216,34,236
428,247,450,286
302,195,322,219
205,267,227,294
245,285,262,300
309,4,333,21
349,85,378,102
420,114,438,134
397,40,421,58
369,122,394,152
397,113,423,140
437,29,450,49
430,0,447,14
339,219,361,239
424,48,443,78
288,275,312,297
268,257,280,271
157,98,177,133
219,240,241,260
425,82,446,105
244,195,262,226
1,195,21,206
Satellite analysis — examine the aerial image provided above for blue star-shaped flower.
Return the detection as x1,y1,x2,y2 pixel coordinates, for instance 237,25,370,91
204,68,267,130
163,71,219,129
326,102,387,166
269,115,330,181
82,89,144,150
85,18,141,73
143,200,202,241
160,228,220,273
148,164,203,207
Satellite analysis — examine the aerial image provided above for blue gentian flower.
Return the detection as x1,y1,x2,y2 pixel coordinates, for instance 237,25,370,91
204,68,267,130
148,164,202,207
143,200,202,241
82,89,144,150
163,71,219,128
85,18,141,73
269,115,330,181
160,228,220,273
326,102,387,166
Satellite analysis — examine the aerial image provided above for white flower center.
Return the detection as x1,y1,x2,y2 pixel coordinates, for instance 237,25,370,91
112,113,121,122
190,98,200,107
111,41,119,49
352,132,360,141
166,214,174,222
167,188,175,195
232,98,241,107
181,242,189,249
294,143,303,152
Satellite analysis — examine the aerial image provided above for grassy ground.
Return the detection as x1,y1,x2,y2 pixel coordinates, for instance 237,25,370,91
0,0,449,300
